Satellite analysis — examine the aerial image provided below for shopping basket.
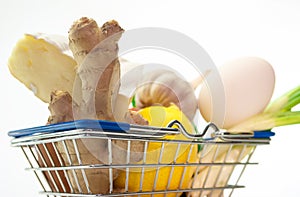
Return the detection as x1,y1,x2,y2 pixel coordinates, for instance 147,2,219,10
8,119,274,197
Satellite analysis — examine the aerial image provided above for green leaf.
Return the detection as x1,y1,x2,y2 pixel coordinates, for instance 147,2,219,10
131,95,136,108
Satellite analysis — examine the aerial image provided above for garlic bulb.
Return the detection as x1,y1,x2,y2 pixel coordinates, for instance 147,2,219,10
134,69,197,120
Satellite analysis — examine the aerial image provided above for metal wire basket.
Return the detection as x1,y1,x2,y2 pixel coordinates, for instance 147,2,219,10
8,119,274,197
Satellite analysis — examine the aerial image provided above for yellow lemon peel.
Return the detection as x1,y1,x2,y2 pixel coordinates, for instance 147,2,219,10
114,104,198,197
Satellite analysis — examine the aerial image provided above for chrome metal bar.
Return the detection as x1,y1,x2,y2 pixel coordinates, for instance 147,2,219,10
22,146,48,196
11,122,272,147
166,143,181,190
40,184,246,197
35,144,60,193
220,144,247,197
26,161,258,172
108,139,113,194
51,142,74,193
187,144,209,197
176,144,194,197
42,143,67,194
228,145,256,197
11,131,269,147
124,140,131,192
167,120,219,140
209,144,234,197
199,144,221,197
61,140,81,193
50,142,67,193
139,141,148,192
152,142,165,192
72,139,91,193
129,124,180,135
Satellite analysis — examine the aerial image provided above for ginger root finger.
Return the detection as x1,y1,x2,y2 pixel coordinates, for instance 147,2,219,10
46,90,117,194
47,90,78,124
69,17,124,120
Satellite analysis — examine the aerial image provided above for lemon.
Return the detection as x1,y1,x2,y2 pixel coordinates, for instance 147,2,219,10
114,104,198,197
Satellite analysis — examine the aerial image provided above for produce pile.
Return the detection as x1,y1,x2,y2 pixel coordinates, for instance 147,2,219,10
7,17,300,197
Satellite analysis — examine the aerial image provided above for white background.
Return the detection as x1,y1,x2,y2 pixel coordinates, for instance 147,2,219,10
1,0,300,196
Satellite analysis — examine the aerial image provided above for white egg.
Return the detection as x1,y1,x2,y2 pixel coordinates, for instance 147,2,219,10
198,57,275,129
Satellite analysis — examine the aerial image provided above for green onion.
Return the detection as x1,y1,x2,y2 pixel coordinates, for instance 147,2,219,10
265,85,300,113
228,85,300,133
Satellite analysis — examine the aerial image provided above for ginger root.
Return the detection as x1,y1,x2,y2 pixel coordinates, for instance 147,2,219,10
8,34,77,103
44,17,147,195
69,17,124,121
47,90,78,124
46,89,146,194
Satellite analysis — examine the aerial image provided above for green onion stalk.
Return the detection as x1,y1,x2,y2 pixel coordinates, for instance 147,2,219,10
228,85,300,133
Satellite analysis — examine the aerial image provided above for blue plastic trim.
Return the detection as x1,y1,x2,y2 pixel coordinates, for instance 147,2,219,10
8,119,130,138
253,130,275,138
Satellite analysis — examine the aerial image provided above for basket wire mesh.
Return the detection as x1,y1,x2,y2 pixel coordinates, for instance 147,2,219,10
9,120,271,197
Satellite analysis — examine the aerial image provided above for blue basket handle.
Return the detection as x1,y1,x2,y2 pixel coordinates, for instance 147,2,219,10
8,119,130,138
253,130,275,138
